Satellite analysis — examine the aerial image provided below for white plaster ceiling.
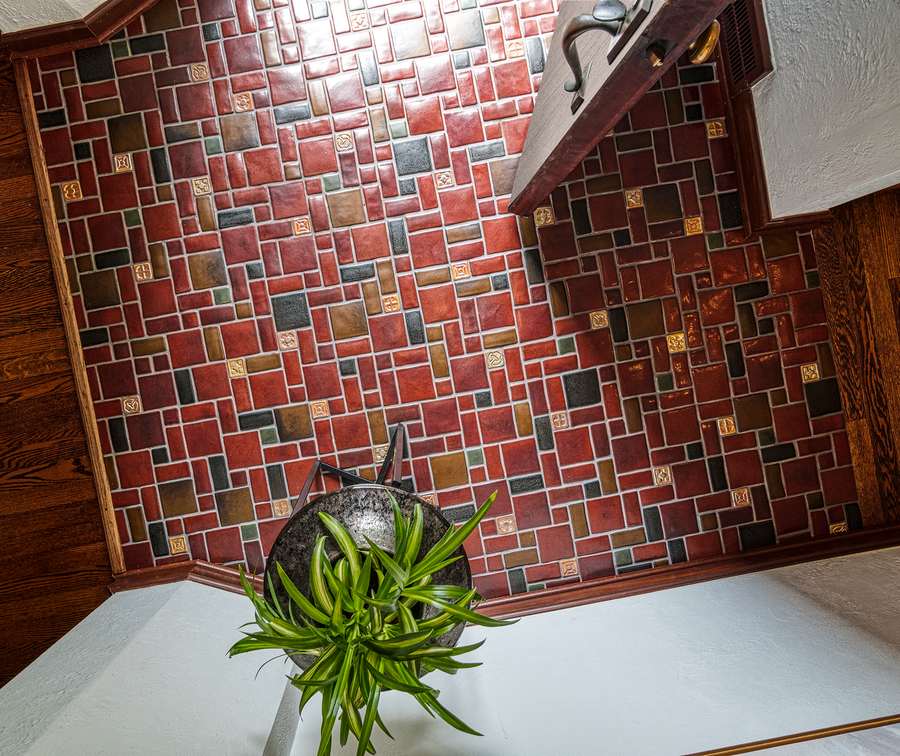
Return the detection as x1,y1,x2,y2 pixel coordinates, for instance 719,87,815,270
0,0,105,34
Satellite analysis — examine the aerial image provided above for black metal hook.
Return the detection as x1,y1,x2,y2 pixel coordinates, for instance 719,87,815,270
563,0,628,94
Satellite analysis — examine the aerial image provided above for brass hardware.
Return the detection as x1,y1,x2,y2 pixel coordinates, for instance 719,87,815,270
646,42,666,67
688,20,720,64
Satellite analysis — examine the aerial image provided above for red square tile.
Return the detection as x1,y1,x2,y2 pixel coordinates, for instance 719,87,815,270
478,406,517,444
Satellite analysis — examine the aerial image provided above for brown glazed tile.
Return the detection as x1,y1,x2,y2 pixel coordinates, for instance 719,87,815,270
765,465,786,499
482,329,517,348
579,233,614,253
330,301,369,339
626,300,665,339
131,337,166,356
430,344,450,377
665,89,684,125
615,345,632,361
158,479,199,518
642,184,683,223
761,232,799,259
144,0,181,31
157,185,175,202
236,302,253,318
623,397,643,433
417,267,453,286
362,281,382,315
197,196,217,231
598,458,618,494
391,19,431,60
216,487,255,526
261,30,281,67
367,410,389,445
376,260,397,293
126,506,148,542
586,175,623,195
247,354,281,372
85,99,121,119
569,503,590,538
611,527,646,548
548,281,569,317
519,530,536,547
446,11,486,50
81,270,121,310
514,401,533,436
275,404,314,441
489,156,520,196
326,189,367,227
309,81,329,115
108,113,148,154
456,278,490,297
446,223,482,243
204,326,225,361
504,548,539,568
426,326,443,342
518,215,538,247
369,107,390,142
734,393,772,431
699,513,718,531
221,112,260,152
188,251,228,289
430,450,468,489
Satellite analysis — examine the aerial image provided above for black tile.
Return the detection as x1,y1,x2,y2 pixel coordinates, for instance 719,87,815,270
388,218,409,255
725,342,745,378
75,45,115,83
563,369,601,408
718,191,743,229
174,369,196,405
109,417,129,453
266,464,288,500
535,415,554,450
164,123,201,143
151,447,169,464
239,410,275,430
443,504,476,523
758,317,775,334
707,456,728,491
509,568,526,594
509,474,544,493
246,262,264,279
616,132,653,152
150,148,171,183
95,249,131,269
584,480,601,499
130,34,166,54
359,50,379,85
468,140,505,162
491,273,509,290
475,391,492,408
74,142,92,160
452,51,470,69
734,281,769,301
807,491,824,509
523,248,544,284
679,65,715,85
37,109,66,128
643,506,663,541
399,178,417,195
340,263,376,282
339,358,357,376
571,198,592,236
525,37,544,74
272,292,311,330
202,23,221,41
80,327,109,347
148,522,169,557
804,377,842,418
685,103,703,122
694,159,714,195
612,228,631,246
218,208,255,228
405,310,425,344
274,103,311,124
209,456,230,491
760,443,796,465
668,539,687,563
394,137,432,175
738,520,776,550
845,502,863,530
618,563,653,574
609,307,629,342
686,441,704,460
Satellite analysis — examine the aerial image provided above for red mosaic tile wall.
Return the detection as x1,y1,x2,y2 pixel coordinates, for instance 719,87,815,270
30,0,859,598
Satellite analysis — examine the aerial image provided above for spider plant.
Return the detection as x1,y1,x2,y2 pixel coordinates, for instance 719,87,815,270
229,490,516,756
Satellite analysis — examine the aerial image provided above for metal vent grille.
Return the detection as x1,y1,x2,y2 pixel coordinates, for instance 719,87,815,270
718,0,772,94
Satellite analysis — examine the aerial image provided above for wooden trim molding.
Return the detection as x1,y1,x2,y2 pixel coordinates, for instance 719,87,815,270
13,57,126,574
5,0,161,60
110,560,261,595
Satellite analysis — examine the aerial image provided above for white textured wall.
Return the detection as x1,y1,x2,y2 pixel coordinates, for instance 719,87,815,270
6,549,900,756
754,0,900,217
0,0,102,33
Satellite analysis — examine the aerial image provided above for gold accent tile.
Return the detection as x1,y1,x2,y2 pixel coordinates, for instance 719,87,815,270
310,400,329,418
133,262,153,281
590,310,609,329
496,514,516,533
830,521,847,534
706,120,725,139
801,363,820,383
61,181,82,201
227,358,246,377
273,499,291,517
421,492,436,506
507,40,525,58
373,444,389,462
278,331,297,350
534,206,554,226
667,332,687,353
190,62,209,81
114,154,132,172
435,170,453,189
451,261,470,280
335,132,354,152
486,349,504,369
560,558,578,577
550,411,568,430
192,177,212,196
168,536,188,554
625,189,643,208
233,92,254,112
293,217,312,235
685,216,703,235
122,395,142,414
652,465,672,486
731,487,751,507
382,294,401,312
717,416,736,435
350,11,369,31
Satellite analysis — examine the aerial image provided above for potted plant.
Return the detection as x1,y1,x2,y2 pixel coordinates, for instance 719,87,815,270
229,485,515,756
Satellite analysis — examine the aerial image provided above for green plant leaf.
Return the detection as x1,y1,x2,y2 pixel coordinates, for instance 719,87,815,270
363,657,435,695
363,536,409,589
405,640,485,659
388,491,408,564
362,630,431,658
353,588,398,614
402,584,471,601
276,563,331,626
356,656,382,756
318,644,355,756
415,690,483,737
295,645,342,718
319,511,361,585
422,656,482,671
310,536,336,616
329,589,345,635
403,587,518,628
395,601,418,636
402,501,424,568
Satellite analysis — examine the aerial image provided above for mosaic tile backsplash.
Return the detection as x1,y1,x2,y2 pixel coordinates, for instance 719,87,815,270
29,0,859,598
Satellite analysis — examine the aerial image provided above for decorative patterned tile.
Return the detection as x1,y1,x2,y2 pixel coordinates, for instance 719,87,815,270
801,363,820,383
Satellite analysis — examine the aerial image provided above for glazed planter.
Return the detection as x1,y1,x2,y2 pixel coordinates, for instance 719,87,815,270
264,484,472,667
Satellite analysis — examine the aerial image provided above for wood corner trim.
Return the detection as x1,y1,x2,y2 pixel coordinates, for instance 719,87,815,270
110,560,263,595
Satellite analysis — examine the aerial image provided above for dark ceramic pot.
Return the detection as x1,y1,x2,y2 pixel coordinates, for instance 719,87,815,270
264,484,472,669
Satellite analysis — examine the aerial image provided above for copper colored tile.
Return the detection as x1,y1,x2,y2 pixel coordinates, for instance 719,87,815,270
157,185,175,201
108,113,147,153
261,30,281,67
514,401,533,436
132,337,166,356
216,487,255,526
623,398,643,433
770,388,788,406
366,88,383,105
369,107,390,142
236,302,254,318
309,80,329,115
376,260,397,293
611,527,646,549
197,195,217,231
446,223,481,243
330,301,369,339
247,354,281,372
430,343,450,378
391,19,431,60
626,300,665,339
159,479,198,518
482,329,517,348
426,326,443,342
326,189,366,227
221,112,260,152
518,215,537,247
416,267,452,286
362,281,382,315
456,278,490,297
569,503,589,538
59,69,77,87
429,450,468,489
81,270,121,310
504,548,539,568
615,345,632,361
548,281,569,317
275,404,314,441
765,465,786,499
598,458,617,494
519,530,536,547
126,506,147,542
734,393,771,431
367,410,388,444
699,513,718,531
284,163,301,180
761,232,799,259
204,326,225,361
188,250,228,289
85,98,121,119
489,156,520,196
585,174,622,194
